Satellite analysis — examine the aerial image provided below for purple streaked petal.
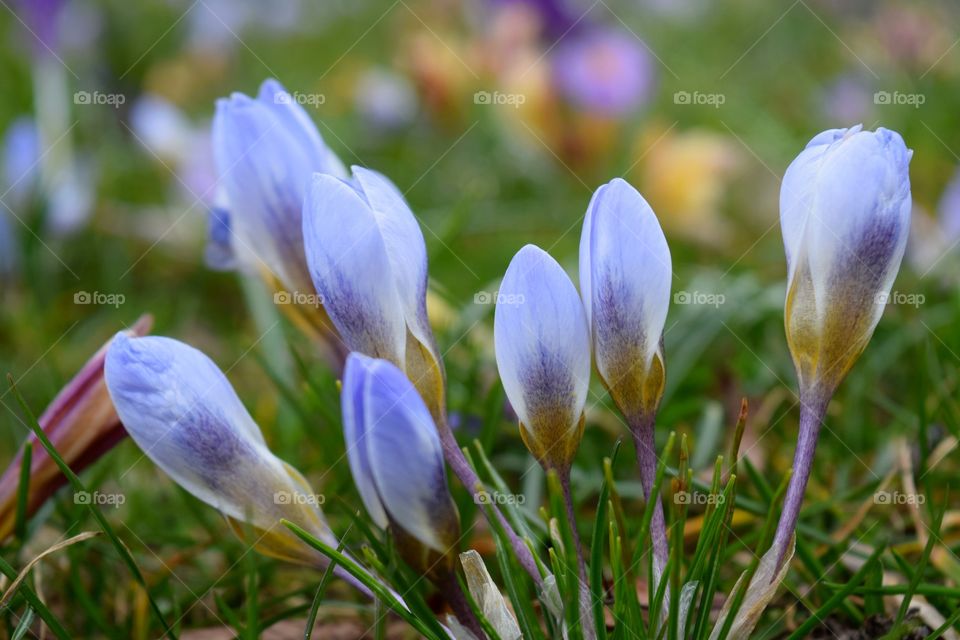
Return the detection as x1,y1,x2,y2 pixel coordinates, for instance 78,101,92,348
362,358,455,553
494,245,590,443
104,334,333,543
341,353,389,528
303,173,407,363
580,178,671,376
351,166,436,360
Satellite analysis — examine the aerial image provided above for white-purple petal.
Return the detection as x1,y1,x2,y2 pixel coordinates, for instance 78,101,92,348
341,353,389,528
302,173,407,363
104,334,333,543
579,178,671,377
361,358,455,552
494,245,591,441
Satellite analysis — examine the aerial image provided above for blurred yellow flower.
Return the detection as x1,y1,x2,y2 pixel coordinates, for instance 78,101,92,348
633,126,742,246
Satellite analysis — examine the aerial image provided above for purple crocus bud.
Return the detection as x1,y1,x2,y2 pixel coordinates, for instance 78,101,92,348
579,178,671,423
780,125,912,400
769,126,912,574
579,177,672,594
494,245,591,471
340,353,460,578
551,27,655,117
104,333,337,566
303,168,444,417
212,79,346,295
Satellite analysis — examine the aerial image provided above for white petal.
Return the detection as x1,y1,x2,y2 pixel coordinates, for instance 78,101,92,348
352,166,436,358
256,79,347,179
104,334,331,541
494,245,591,433
580,178,671,375
212,93,315,290
340,354,388,527
302,173,407,364
362,359,454,552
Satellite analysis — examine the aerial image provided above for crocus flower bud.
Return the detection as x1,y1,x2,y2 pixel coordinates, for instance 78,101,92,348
781,125,912,399
494,245,591,472
303,168,444,418
104,334,337,566
340,353,460,579
212,78,346,295
767,126,912,584
578,178,672,596
579,178,671,423
0,315,152,541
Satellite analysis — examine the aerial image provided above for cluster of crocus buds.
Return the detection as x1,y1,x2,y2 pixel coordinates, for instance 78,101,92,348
302,159,543,582
6,67,911,638
494,178,674,607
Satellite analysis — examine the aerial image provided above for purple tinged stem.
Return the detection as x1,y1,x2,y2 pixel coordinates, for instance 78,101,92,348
770,392,828,574
435,415,543,585
629,414,670,596
559,466,596,637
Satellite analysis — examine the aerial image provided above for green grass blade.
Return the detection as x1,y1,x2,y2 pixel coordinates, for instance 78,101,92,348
0,555,71,640
894,495,947,625
14,442,31,543
786,542,886,640
281,519,444,640
6,375,177,640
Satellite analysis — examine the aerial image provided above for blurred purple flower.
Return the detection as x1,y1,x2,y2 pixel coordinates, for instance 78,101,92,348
822,76,871,124
354,69,418,131
16,0,65,55
552,27,655,116
2,117,40,209
938,167,960,243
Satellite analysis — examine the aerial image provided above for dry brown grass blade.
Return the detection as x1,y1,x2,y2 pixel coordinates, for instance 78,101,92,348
0,531,100,608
